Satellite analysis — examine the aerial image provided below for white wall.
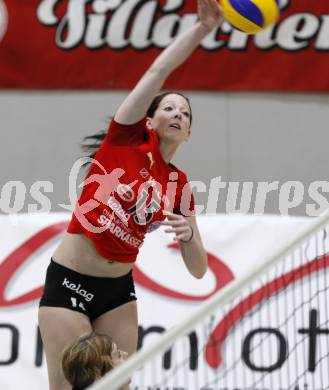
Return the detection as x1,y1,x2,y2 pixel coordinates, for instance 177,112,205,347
1,91,328,215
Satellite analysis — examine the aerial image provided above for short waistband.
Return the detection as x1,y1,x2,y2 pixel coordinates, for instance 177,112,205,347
50,258,133,282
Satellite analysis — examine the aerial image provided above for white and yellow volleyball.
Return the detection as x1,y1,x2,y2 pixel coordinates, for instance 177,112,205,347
220,0,280,35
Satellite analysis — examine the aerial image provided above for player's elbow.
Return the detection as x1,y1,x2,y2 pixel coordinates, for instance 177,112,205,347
190,258,208,279
148,63,169,80
193,270,206,279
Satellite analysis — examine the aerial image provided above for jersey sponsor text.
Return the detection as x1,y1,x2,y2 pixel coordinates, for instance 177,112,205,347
98,214,142,249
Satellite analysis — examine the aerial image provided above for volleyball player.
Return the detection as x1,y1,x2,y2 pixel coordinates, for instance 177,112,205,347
38,1,222,389
62,331,127,390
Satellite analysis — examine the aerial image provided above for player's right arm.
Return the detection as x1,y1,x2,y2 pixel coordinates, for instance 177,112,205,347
114,0,222,126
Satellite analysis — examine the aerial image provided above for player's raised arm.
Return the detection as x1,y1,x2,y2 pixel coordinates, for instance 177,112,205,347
114,0,222,125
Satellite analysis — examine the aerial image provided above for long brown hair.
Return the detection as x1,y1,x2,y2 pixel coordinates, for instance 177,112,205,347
62,332,114,390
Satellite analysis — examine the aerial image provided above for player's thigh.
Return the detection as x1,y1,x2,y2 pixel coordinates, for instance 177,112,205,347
92,301,138,356
39,306,92,390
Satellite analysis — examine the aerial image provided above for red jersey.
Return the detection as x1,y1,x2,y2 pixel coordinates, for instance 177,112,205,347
67,117,195,263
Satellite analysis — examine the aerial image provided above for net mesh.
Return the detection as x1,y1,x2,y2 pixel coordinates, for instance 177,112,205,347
90,220,329,390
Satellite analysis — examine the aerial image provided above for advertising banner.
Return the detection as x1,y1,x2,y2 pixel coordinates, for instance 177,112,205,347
2,212,325,389
0,1,328,90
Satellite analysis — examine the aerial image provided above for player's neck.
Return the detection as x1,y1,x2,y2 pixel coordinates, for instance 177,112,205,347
158,141,179,164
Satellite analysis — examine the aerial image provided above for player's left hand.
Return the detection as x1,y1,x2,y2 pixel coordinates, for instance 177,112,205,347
161,212,193,242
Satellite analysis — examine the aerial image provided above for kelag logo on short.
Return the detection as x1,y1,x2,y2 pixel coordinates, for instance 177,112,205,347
0,0,8,42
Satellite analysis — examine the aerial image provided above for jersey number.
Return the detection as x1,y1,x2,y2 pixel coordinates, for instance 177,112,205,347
70,297,86,312
128,189,161,225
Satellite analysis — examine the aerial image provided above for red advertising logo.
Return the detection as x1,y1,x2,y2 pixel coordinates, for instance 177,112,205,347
0,221,328,370
0,222,234,307
0,221,68,306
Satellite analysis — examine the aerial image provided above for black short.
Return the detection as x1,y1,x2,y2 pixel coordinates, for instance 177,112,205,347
39,259,137,320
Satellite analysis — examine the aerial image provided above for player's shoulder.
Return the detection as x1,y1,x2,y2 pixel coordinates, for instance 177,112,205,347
107,116,148,145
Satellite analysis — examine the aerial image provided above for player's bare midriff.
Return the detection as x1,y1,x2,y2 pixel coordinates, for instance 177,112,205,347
52,232,134,278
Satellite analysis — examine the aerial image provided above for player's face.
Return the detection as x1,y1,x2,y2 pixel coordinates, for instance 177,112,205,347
111,341,128,367
149,94,191,144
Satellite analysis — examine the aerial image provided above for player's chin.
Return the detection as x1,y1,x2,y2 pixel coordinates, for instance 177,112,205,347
163,131,186,143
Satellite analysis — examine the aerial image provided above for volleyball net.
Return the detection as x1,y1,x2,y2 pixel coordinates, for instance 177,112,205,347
89,210,329,390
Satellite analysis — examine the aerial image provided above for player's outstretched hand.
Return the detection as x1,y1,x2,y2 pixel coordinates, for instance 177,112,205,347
162,212,193,243
198,0,223,32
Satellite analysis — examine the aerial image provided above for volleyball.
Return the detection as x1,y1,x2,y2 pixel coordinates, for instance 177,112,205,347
220,0,280,34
